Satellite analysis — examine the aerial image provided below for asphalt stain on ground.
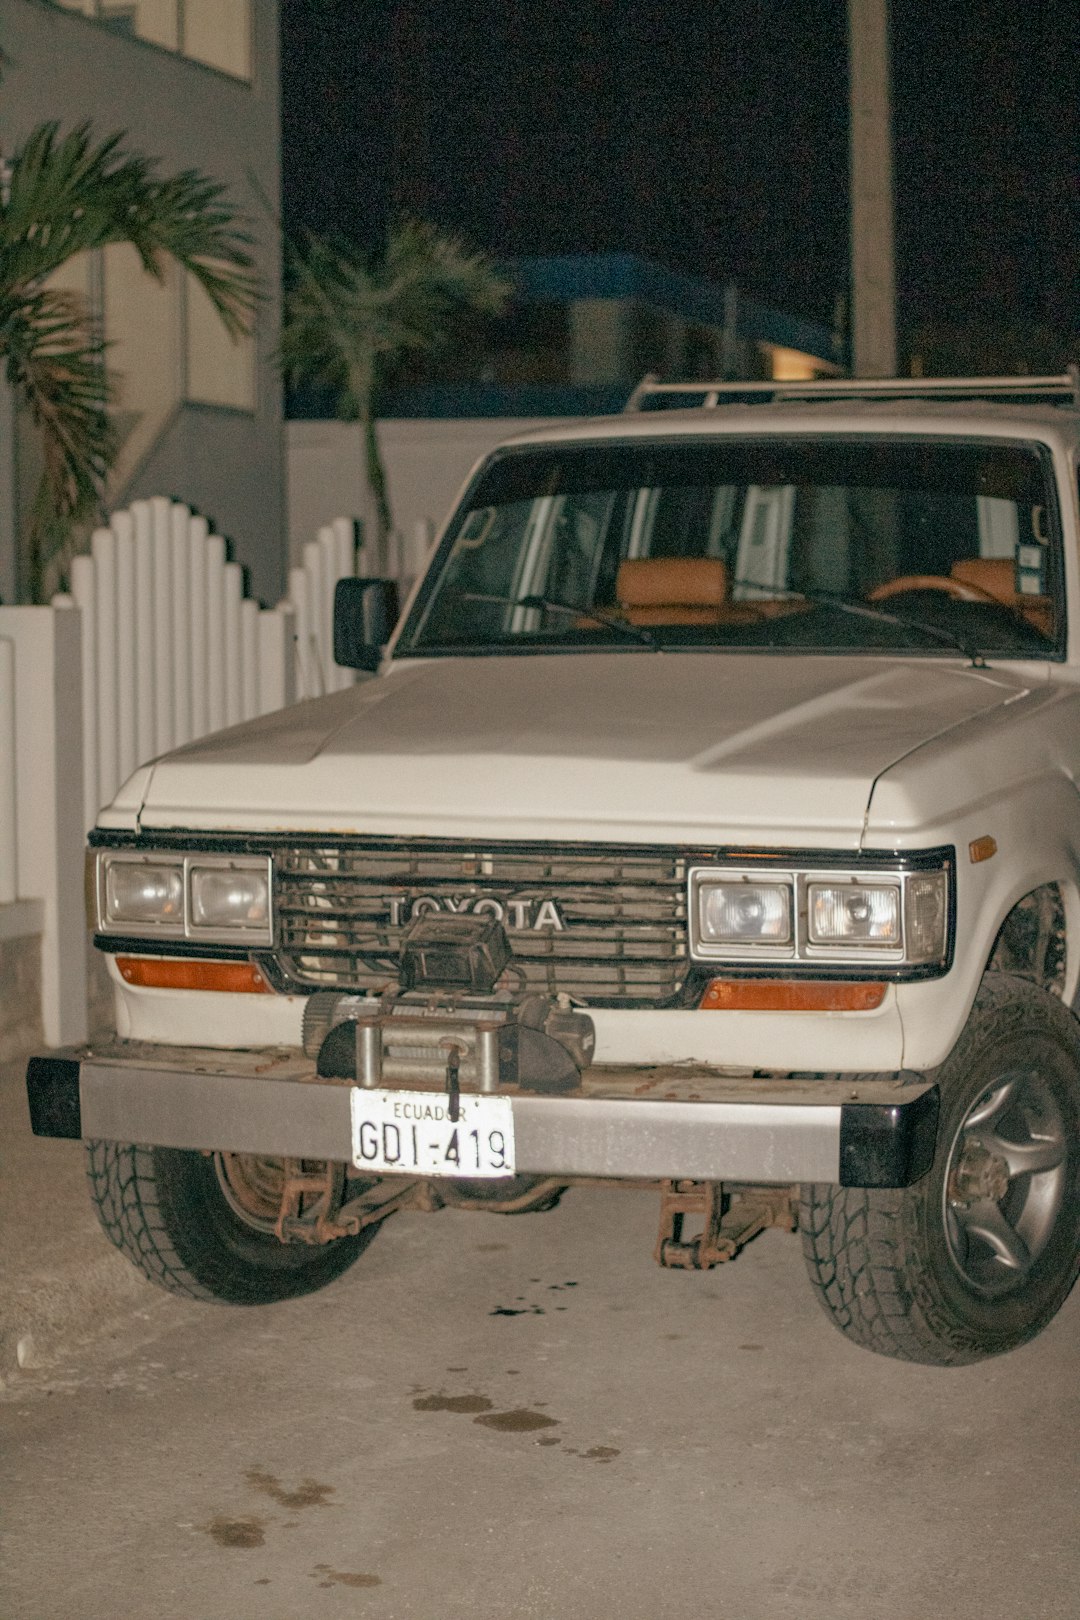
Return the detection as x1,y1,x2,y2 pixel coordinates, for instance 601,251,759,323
204,1516,266,1549
558,1442,620,1462
491,1281,578,1316
474,1407,559,1433
312,1564,382,1589
413,1392,494,1415
412,1389,560,1435
245,1467,335,1510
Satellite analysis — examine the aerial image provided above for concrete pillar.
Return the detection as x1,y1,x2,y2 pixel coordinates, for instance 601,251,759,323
569,300,632,385
0,603,87,1045
849,0,898,377
0,381,18,605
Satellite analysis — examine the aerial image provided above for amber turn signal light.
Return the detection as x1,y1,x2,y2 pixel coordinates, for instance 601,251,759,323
115,956,272,993
700,979,886,1012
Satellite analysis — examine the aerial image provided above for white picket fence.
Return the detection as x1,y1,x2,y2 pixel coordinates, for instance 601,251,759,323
62,499,366,832
0,498,440,1045
0,498,390,1045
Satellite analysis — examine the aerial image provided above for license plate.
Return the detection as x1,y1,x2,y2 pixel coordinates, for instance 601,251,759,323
350,1088,516,1178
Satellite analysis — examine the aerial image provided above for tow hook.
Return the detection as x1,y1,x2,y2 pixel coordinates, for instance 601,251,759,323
655,1181,796,1269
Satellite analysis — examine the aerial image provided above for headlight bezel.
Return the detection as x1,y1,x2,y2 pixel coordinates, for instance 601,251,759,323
95,850,273,945
691,869,799,961
689,854,952,974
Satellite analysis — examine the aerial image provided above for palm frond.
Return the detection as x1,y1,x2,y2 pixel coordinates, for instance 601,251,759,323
280,236,388,416
1,286,114,597
281,222,512,547
1,122,258,334
0,119,263,598
384,218,513,333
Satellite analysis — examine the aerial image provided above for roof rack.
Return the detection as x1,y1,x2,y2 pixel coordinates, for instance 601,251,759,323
624,369,1080,412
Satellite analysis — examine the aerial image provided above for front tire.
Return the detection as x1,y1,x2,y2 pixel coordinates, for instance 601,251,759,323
801,975,1080,1364
86,1142,378,1304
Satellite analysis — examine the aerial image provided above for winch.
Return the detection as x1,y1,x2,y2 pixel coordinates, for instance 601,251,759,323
301,914,595,1097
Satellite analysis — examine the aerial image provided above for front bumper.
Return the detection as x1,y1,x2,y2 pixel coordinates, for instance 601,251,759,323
26,1042,939,1189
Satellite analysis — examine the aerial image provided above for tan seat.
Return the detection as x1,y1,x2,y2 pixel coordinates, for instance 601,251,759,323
614,558,758,626
950,559,1017,603
950,558,1052,635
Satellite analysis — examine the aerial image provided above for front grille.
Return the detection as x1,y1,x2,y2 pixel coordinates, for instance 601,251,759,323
272,838,688,1005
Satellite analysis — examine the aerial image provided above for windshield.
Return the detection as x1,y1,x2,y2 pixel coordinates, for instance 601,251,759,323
399,437,1061,659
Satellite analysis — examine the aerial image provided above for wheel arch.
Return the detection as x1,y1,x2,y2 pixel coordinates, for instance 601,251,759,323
983,879,1071,999
898,864,1080,1072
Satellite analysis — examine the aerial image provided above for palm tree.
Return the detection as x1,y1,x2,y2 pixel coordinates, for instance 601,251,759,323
0,121,258,600
280,218,512,559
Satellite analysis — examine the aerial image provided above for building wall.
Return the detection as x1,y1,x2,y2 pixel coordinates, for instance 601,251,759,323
287,419,567,577
0,0,284,605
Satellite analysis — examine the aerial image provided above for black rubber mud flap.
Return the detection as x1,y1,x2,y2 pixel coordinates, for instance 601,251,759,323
26,1055,83,1139
838,1084,939,1187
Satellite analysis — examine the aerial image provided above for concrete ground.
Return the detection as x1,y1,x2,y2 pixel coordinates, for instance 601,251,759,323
3,1052,1080,1620
0,1058,153,1380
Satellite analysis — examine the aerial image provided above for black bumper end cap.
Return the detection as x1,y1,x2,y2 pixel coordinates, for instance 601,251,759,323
838,1083,939,1188
26,1055,82,1140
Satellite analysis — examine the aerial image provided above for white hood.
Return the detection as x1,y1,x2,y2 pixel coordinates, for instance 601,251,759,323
118,654,1027,848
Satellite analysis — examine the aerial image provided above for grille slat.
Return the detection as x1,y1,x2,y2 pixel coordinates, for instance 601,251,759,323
272,839,687,1004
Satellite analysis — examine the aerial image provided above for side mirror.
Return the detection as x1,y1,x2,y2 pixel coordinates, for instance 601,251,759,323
334,578,400,672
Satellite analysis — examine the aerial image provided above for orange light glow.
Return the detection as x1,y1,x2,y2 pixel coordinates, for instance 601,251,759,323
700,979,886,1012
116,956,272,994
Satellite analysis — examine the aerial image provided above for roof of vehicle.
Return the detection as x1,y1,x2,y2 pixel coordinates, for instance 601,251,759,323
492,374,1080,457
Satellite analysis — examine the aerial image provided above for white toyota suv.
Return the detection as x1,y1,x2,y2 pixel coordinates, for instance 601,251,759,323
28,374,1080,1364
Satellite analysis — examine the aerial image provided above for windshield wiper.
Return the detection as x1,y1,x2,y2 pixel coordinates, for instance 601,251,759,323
734,582,988,668
447,584,987,665
447,590,663,650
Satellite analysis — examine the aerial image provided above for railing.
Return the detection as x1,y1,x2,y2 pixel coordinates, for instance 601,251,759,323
625,371,1080,411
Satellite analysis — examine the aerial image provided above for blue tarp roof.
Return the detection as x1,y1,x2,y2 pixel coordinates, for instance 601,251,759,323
502,253,841,365
286,253,844,420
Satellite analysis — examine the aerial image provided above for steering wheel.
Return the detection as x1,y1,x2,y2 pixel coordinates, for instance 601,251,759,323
868,574,1000,605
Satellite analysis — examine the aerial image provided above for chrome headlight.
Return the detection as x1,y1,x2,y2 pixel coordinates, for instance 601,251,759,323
807,882,900,947
697,880,792,946
102,857,184,933
189,861,271,939
689,860,950,970
96,851,273,944
690,870,797,962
